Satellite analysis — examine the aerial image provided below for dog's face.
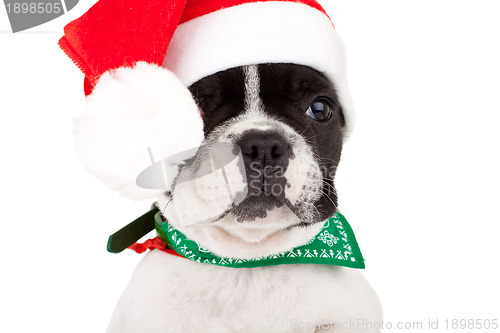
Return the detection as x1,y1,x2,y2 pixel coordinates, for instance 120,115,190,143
162,64,345,257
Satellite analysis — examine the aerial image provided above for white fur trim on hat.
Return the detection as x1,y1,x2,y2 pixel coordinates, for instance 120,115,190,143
163,1,355,137
74,62,205,200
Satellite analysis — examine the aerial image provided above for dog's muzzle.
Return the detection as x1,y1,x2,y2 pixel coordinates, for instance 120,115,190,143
229,130,293,220
238,130,292,196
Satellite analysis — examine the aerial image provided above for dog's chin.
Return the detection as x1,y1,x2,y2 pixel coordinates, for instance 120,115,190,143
213,205,301,243
227,194,287,222
166,204,325,259
160,192,325,258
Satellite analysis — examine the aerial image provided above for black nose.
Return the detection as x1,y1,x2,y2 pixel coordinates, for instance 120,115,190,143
236,130,292,196
238,130,291,167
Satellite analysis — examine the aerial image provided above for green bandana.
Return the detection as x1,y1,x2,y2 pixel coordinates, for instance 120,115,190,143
154,211,365,269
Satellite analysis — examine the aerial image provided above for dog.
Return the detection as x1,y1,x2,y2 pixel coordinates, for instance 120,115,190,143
106,63,382,333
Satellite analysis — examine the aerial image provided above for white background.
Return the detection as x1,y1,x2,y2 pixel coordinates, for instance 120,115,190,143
1,1,499,332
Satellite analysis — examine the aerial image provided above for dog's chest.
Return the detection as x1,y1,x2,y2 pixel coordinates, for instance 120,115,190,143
108,250,381,333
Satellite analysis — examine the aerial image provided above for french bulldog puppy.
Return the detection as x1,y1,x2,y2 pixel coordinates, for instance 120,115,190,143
107,63,382,333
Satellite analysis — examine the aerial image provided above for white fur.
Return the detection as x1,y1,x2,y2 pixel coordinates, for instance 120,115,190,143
170,152,248,227
163,2,356,137
74,62,204,200
244,65,264,114
107,250,382,333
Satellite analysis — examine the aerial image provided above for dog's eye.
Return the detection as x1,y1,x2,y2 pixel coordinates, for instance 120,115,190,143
305,99,333,122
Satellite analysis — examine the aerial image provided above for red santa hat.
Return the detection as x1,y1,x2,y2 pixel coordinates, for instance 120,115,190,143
60,0,355,200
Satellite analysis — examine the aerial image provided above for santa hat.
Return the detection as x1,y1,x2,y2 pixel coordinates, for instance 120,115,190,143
60,0,355,200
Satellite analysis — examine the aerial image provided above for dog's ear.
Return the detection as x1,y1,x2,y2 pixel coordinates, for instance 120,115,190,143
74,62,205,200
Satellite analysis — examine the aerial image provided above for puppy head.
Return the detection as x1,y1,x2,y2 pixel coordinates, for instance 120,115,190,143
160,63,345,258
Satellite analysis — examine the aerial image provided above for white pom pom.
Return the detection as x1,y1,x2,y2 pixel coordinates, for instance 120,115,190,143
74,62,204,200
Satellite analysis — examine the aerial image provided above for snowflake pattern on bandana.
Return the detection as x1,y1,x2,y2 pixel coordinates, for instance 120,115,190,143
318,230,339,247
155,211,365,269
